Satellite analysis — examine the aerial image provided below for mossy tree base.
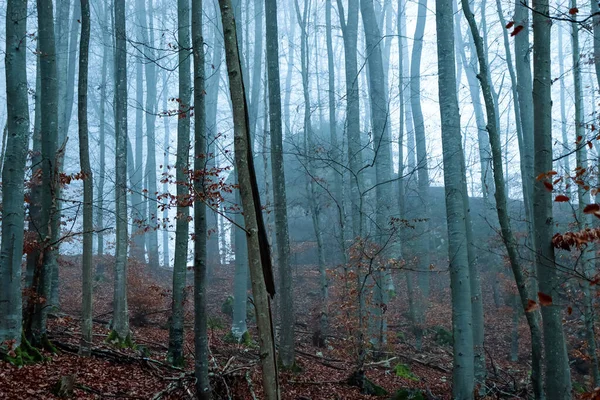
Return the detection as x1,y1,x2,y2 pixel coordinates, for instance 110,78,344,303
223,330,253,346
106,330,135,349
348,370,388,396
279,359,303,373
1,334,45,366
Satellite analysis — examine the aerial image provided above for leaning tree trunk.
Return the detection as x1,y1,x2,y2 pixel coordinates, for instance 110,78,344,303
168,0,193,367
219,0,280,397
78,0,93,356
111,0,130,345
532,0,573,397
436,0,475,395
265,0,295,369
461,1,544,397
0,0,31,349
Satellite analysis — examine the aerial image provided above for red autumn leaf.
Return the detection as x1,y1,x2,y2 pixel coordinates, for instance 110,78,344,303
569,7,579,14
589,141,593,149
538,292,553,306
568,306,573,315
583,203,600,214
554,195,570,202
525,299,539,312
506,21,515,29
511,25,524,36
543,181,554,192
548,170,558,175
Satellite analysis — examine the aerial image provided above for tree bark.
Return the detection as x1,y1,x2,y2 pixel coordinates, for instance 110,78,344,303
192,0,210,394
168,0,193,367
532,0,573,396
0,0,30,348
265,0,295,369
77,0,93,356
436,0,475,395
219,0,280,397
112,0,130,344
25,0,60,346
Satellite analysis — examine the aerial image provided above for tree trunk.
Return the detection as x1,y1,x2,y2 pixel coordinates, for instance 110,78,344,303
570,3,600,384
0,0,31,349
192,0,210,394
168,0,192,367
144,0,160,271
337,0,363,238
25,0,60,347
219,1,280,397
265,0,295,369
532,0,572,396
461,1,545,397
111,0,130,344
436,0,475,395
359,0,393,352
162,68,171,268
96,0,110,275
409,0,429,348
77,0,93,356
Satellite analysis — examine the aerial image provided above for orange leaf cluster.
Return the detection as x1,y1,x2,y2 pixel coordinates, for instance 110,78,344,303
552,227,600,251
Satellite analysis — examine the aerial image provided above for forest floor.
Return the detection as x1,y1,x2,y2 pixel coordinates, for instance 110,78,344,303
0,256,592,399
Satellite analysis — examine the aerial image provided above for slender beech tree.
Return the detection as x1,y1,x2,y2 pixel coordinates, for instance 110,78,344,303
515,0,535,246
111,0,130,345
532,0,573,396
168,0,193,366
25,0,60,346
192,0,210,394
360,0,393,351
78,0,93,356
219,0,280,397
96,0,111,273
570,3,600,384
462,0,548,395
409,0,429,348
436,0,475,395
265,0,295,369
162,68,171,268
0,0,30,349
337,0,363,237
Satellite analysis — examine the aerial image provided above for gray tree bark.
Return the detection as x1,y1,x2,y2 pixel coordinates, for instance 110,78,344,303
77,0,93,356
532,0,572,396
360,0,393,352
219,0,280,397
168,0,193,367
570,3,600,384
25,0,60,347
436,0,475,395
0,0,30,348
111,0,130,344
192,0,210,394
409,0,429,348
337,0,364,237
265,0,295,369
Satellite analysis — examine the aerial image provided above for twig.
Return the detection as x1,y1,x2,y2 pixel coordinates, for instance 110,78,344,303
245,371,259,400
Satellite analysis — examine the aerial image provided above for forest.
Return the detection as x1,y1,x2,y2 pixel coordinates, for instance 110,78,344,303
0,0,599,398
